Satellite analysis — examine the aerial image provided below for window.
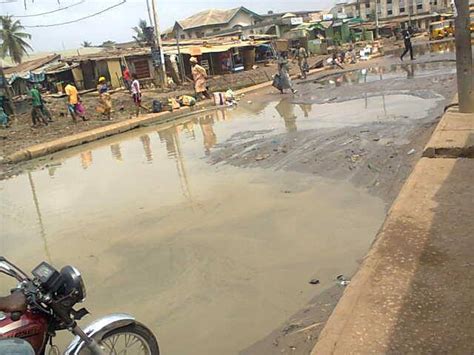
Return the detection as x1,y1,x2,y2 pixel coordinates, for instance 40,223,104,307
417,3,423,9
387,0,392,4
387,9,393,15
180,34,185,39
400,7,405,12
365,3,370,8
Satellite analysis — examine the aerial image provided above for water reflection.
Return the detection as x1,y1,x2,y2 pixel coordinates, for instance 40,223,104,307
32,92,442,179
80,151,93,170
110,144,123,162
140,135,153,162
316,61,455,87
298,104,312,118
400,64,415,79
199,115,217,155
276,100,298,132
27,172,52,263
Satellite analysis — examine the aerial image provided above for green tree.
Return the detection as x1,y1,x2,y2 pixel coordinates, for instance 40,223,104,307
101,40,116,48
132,19,148,46
81,41,92,48
0,16,32,64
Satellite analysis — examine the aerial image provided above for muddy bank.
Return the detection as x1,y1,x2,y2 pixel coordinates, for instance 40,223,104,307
210,78,455,205
0,57,326,163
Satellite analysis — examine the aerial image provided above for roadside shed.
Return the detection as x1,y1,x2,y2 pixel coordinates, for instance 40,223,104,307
65,48,155,89
4,54,61,95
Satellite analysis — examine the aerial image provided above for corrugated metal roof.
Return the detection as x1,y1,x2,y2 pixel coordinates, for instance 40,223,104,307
167,6,261,33
4,54,60,76
164,40,270,55
64,48,151,61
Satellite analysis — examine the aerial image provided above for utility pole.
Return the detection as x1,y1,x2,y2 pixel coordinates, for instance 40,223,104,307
150,0,167,88
454,0,473,113
175,27,186,84
374,0,380,38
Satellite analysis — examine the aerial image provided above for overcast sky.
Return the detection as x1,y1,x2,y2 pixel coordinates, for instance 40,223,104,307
1,0,335,53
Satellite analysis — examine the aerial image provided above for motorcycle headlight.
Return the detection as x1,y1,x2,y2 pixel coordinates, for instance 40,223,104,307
59,265,86,305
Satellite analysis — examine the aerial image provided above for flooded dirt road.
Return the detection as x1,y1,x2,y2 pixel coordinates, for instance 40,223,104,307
0,110,385,354
0,53,457,354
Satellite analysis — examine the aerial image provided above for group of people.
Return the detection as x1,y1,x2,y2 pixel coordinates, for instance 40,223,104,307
25,70,145,127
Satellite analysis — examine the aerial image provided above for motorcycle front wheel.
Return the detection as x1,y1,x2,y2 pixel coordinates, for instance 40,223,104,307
98,322,160,355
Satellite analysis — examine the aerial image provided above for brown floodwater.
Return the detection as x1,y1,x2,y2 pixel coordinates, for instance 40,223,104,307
1,102,390,354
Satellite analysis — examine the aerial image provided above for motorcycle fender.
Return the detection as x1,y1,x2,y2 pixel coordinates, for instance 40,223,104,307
64,313,135,355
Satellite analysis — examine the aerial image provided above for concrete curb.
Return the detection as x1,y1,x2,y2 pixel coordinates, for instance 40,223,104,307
311,94,473,354
4,67,327,164
422,102,474,158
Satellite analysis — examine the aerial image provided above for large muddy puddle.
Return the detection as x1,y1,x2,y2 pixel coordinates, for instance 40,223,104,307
311,61,456,88
1,90,437,353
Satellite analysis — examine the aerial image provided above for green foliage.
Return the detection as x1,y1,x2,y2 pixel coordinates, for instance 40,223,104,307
0,16,32,64
101,40,116,48
132,19,148,46
81,41,92,48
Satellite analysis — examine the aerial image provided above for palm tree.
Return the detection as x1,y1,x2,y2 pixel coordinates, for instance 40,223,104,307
101,40,116,48
81,41,92,48
0,16,32,64
132,19,148,46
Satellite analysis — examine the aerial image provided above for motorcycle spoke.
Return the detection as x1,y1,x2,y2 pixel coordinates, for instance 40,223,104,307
101,332,150,355
103,335,119,354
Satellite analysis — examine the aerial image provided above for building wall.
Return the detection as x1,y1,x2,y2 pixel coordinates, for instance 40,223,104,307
228,11,255,29
107,59,122,88
183,10,256,38
343,0,450,20
71,67,84,90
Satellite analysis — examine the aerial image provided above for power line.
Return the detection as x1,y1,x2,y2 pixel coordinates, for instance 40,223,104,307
12,0,85,18
23,0,126,28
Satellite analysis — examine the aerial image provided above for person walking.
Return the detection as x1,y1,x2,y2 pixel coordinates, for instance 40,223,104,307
0,106,9,128
131,73,142,117
400,26,415,61
97,77,112,120
122,66,131,91
190,57,211,100
277,52,297,95
65,81,87,122
29,85,49,127
296,45,309,79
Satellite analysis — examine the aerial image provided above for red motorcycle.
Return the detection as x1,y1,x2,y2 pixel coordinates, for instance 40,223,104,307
0,257,159,354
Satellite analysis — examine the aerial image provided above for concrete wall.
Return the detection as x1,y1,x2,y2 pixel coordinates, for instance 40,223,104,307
343,0,450,20
228,11,255,28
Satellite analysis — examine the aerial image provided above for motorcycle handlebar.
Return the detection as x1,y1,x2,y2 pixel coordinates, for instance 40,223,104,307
0,257,30,282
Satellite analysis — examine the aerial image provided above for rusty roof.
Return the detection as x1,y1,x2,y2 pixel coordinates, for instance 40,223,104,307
4,54,60,75
64,48,151,62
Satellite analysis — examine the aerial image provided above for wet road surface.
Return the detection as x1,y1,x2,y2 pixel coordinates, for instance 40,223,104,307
0,53,456,354
0,105,386,354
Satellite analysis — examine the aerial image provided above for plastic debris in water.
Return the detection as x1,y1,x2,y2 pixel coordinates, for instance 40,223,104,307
336,274,350,286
